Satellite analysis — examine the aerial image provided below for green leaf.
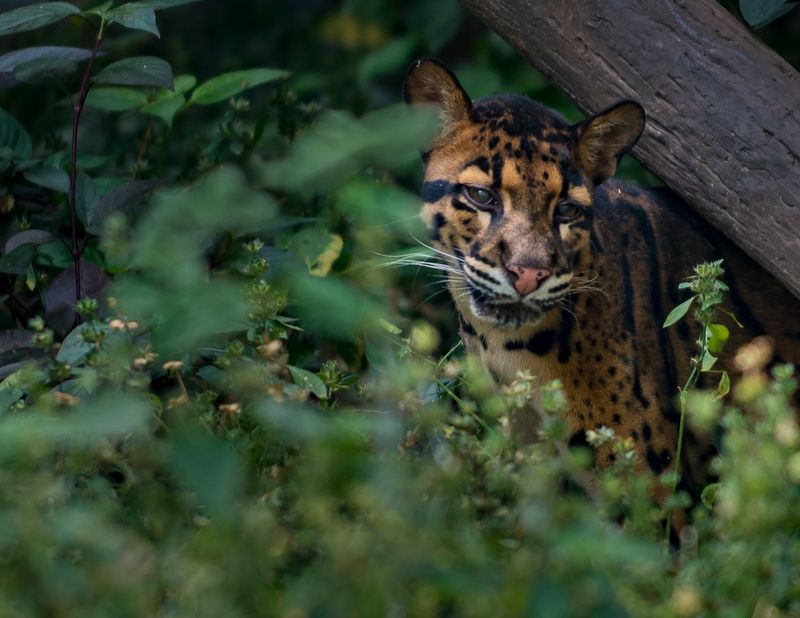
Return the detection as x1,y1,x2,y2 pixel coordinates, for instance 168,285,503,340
663,296,695,328
85,86,148,111
189,68,288,105
107,5,159,37
707,323,730,355
0,46,93,78
169,428,244,519
0,107,32,160
94,56,173,89
13,55,78,85
701,350,718,372
76,172,99,227
0,392,150,455
0,2,81,36
288,365,328,399
120,0,202,9
700,482,721,510
35,240,73,269
140,93,184,124
56,322,110,365
283,227,343,277
739,0,797,27
716,371,730,400
24,165,69,192
0,243,36,275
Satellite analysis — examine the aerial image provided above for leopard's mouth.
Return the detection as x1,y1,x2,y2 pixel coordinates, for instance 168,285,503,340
468,294,560,330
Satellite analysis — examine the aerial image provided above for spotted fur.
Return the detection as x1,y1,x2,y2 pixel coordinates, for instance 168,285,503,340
404,58,800,491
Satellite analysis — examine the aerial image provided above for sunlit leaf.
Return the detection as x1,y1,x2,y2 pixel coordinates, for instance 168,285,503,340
663,296,694,328
716,371,730,399
708,323,730,355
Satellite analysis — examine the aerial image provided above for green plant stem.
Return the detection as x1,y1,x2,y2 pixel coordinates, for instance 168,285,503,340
665,363,701,547
69,27,104,319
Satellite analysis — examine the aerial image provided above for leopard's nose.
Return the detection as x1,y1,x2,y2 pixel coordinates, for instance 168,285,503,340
505,264,551,296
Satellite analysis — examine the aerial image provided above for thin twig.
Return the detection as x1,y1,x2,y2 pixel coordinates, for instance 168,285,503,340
69,24,105,320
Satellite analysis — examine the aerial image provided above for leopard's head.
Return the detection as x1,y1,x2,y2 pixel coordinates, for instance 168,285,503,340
404,58,645,330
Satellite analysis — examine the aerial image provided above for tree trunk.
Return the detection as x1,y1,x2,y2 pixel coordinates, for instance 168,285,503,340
460,0,800,300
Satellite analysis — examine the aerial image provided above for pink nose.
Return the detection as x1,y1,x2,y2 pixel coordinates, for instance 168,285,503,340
506,264,551,296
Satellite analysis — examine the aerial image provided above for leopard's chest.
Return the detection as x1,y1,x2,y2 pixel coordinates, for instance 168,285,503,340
469,303,680,467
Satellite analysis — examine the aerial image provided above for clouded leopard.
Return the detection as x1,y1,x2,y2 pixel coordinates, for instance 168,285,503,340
403,58,800,493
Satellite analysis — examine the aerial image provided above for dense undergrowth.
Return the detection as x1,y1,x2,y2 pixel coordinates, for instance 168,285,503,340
0,1,799,616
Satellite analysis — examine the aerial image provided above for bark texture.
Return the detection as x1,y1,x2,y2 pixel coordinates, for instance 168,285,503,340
461,0,800,299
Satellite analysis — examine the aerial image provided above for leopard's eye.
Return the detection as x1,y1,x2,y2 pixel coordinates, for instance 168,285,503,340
463,186,499,208
555,202,580,220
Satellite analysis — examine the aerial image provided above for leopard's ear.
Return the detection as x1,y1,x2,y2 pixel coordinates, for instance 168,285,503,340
404,58,472,131
575,101,645,184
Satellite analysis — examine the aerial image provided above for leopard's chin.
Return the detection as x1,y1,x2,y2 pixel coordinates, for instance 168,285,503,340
468,298,545,330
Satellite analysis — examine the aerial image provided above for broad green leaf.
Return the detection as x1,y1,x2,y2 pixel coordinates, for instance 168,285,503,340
0,243,36,275
739,0,797,27
13,55,78,85
288,365,328,399
24,165,69,192
5,230,54,254
716,371,730,399
76,172,99,226
56,322,111,365
0,392,150,454
707,323,730,355
0,46,93,74
701,350,718,372
140,93,184,124
88,178,161,234
261,104,439,195
107,5,159,37
283,227,343,277
0,107,32,160
84,1,113,17
35,240,73,269
94,56,173,90
0,2,80,36
85,86,148,111
170,428,244,519
189,68,288,105
663,296,695,328
121,0,202,9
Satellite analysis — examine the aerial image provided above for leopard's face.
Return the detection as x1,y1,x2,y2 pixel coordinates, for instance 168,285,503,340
421,96,594,329
405,59,644,330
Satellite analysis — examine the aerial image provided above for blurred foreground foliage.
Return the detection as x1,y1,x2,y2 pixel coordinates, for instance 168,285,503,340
0,1,799,616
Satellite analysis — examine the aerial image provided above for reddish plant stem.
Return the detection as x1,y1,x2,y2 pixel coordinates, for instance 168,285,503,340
69,32,103,315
